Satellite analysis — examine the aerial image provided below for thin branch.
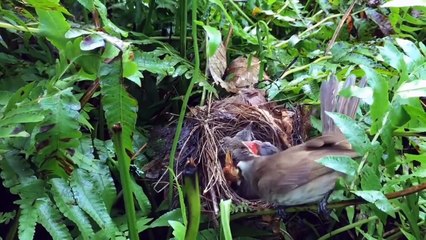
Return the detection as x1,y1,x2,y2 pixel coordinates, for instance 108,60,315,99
230,182,426,220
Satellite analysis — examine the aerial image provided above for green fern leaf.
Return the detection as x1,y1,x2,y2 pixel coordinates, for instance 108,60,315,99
35,87,82,168
100,62,137,152
0,150,36,194
50,178,95,239
17,199,38,240
89,162,117,212
70,168,118,235
36,197,73,240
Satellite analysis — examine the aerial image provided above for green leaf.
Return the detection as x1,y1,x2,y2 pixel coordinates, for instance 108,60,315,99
100,62,138,153
169,220,186,240
80,34,105,51
0,126,30,138
36,9,70,50
219,199,232,240
378,40,406,72
88,162,117,212
326,112,371,155
65,28,91,39
396,80,426,98
202,26,222,57
382,0,426,7
70,169,118,235
352,191,395,217
36,197,73,240
149,209,183,228
50,178,95,239
25,0,72,15
317,156,359,177
17,199,38,240
395,38,423,62
77,0,95,11
339,85,373,105
35,88,82,166
129,177,151,215
93,0,127,37
123,49,142,86
360,166,382,190
360,65,390,134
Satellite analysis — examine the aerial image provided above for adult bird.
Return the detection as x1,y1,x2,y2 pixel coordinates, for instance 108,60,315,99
237,75,366,216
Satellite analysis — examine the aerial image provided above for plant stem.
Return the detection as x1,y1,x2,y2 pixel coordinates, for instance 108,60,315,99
183,162,201,240
0,21,39,33
111,124,138,240
168,0,201,209
278,55,332,80
317,216,378,240
228,0,254,25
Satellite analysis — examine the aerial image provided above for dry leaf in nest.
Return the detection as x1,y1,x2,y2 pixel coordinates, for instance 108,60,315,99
223,56,261,93
208,42,227,87
212,88,268,113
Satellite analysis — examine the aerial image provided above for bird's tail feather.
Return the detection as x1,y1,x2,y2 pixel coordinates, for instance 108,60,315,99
320,74,366,135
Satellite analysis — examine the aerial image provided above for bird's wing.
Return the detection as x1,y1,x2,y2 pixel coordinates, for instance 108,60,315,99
255,141,356,199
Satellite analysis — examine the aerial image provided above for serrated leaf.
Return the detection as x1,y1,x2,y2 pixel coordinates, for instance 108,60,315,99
326,112,371,155
50,178,95,239
396,80,426,98
352,190,395,217
129,177,151,215
100,62,138,153
360,166,382,190
149,208,183,228
202,26,222,57
35,88,82,164
70,169,118,235
18,199,38,240
317,156,358,177
90,163,117,212
36,198,73,240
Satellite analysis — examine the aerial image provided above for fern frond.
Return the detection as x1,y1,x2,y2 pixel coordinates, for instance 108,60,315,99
17,199,38,240
36,197,73,240
70,169,118,235
100,61,138,153
50,178,95,239
35,87,82,169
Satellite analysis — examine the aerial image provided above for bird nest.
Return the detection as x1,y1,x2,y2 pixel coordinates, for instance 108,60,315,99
149,89,310,216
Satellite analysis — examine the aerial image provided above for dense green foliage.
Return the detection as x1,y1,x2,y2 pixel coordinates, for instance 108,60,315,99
0,0,425,239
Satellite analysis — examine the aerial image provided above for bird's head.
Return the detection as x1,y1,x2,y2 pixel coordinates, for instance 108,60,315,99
242,140,279,157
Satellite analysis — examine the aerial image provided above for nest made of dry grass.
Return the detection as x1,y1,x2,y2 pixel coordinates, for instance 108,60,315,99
171,89,310,216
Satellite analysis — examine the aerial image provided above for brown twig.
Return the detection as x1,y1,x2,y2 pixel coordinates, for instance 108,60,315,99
131,143,148,161
325,1,357,54
79,79,100,108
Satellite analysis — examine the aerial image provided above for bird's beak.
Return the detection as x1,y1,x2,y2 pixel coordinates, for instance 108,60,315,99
242,141,260,155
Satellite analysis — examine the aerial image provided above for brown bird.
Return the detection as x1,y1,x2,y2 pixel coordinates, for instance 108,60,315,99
235,140,279,199
237,75,366,215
